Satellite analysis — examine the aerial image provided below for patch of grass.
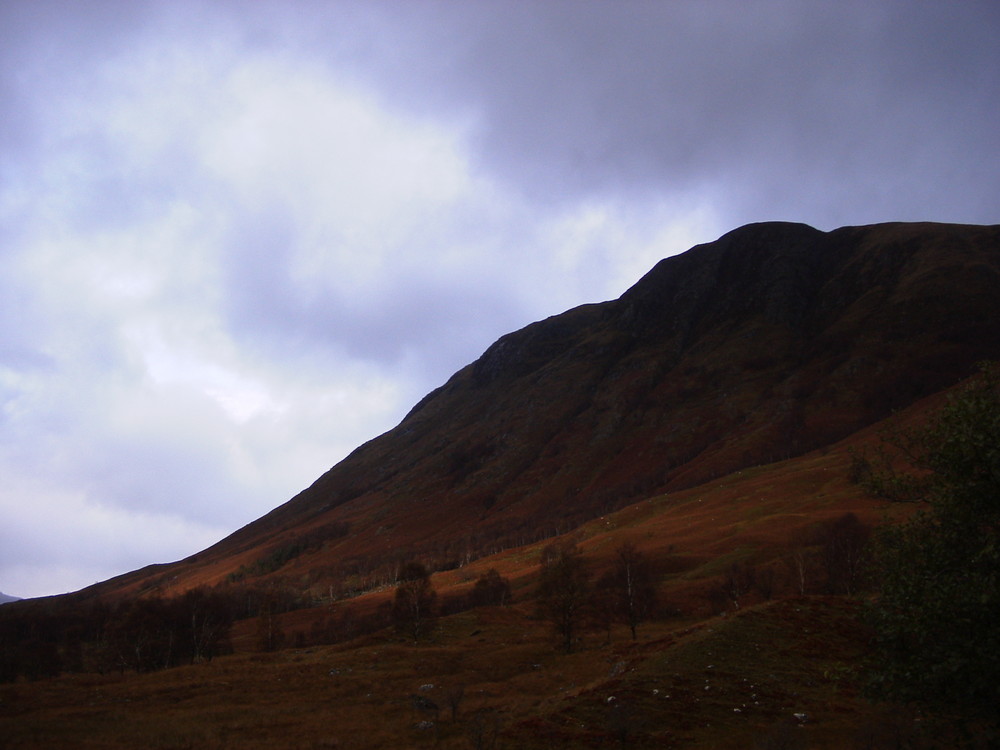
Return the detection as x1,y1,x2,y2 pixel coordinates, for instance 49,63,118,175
503,596,877,749
680,546,755,581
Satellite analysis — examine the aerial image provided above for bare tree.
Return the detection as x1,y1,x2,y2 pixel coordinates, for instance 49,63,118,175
182,588,232,662
787,547,811,596
817,513,870,595
755,565,777,601
392,561,437,639
723,561,756,610
444,683,466,721
255,593,286,653
601,542,658,640
536,542,591,652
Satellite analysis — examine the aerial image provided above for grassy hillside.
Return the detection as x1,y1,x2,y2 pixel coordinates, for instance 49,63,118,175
0,402,921,749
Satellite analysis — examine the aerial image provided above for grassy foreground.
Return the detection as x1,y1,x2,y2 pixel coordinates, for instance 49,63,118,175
1,595,921,750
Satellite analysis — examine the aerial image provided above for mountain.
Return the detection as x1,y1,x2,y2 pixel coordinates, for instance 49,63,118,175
94,220,1000,600
0,592,19,605
4,220,1000,749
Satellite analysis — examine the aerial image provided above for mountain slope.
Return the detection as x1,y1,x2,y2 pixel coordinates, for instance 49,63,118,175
98,221,1000,598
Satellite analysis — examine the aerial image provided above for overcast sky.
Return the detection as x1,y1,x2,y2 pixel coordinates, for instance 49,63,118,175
2,1,998,599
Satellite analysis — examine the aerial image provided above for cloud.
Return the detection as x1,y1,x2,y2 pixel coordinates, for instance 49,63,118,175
324,0,1000,226
1,0,997,598
0,468,228,595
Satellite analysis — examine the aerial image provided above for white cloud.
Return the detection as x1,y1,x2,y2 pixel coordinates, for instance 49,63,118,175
0,469,228,598
538,196,723,306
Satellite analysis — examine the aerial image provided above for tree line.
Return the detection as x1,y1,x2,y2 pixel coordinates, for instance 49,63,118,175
0,587,234,680
0,579,329,681
1,508,873,682
380,540,660,653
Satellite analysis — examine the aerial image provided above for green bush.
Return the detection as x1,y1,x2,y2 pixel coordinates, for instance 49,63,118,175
864,363,1000,722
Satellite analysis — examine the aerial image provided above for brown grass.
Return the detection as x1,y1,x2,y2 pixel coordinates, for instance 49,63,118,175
0,595,900,749
1,428,913,749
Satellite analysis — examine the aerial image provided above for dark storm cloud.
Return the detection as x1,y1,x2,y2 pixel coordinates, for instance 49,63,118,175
209,0,1000,379
7,0,999,227
298,1,1000,224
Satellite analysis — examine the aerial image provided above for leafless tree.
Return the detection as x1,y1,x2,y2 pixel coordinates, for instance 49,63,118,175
601,542,658,640
392,561,437,639
536,542,591,652
817,513,870,595
444,683,466,721
723,560,756,610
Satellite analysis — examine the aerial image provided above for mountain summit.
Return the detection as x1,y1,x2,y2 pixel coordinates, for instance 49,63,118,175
100,221,1000,598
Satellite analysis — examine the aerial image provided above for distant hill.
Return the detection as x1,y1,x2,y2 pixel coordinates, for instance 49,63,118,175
84,220,1000,601
0,592,20,605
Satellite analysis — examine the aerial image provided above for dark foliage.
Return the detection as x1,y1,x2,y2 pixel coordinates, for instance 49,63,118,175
105,590,235,671
0,583,317,681
471,568,512,608
813,513,871,595
864,364,1000,722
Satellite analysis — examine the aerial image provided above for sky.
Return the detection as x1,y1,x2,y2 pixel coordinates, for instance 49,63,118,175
1,1,998,599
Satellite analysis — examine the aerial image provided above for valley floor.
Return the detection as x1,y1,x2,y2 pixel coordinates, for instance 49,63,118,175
0,596,929,749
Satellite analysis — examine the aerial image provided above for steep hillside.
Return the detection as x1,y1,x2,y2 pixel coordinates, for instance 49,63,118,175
95,221,1000,598
0,403,954,748
4,220,998,749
